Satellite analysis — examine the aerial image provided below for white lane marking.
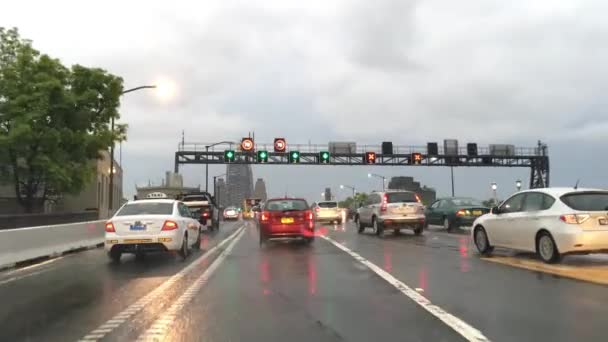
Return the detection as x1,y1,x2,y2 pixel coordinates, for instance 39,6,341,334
136,226,246,341
77,224,245,342
321,235,490,342
0,268,54,286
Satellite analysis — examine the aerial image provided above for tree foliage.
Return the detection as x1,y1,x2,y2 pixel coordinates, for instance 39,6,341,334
0,27,125,212
338,192,369,209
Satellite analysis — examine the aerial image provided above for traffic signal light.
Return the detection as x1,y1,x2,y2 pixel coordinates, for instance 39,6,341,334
289,151,300,163
365,152,376,164
274,138,286,152
257,150,268,163
241,137,254,152
224,150,235,162
411,152,423,165
319,151,330,164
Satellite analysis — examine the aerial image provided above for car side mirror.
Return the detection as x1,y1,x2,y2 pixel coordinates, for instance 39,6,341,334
491,206,500,214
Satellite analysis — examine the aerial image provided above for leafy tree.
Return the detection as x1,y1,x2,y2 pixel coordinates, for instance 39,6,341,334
0,27,125,212
338,192,369,209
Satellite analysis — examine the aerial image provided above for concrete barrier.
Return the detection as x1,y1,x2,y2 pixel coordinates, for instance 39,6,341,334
0,220,105,269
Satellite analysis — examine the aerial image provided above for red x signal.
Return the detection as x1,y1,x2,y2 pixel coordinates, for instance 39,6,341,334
365,152,376,164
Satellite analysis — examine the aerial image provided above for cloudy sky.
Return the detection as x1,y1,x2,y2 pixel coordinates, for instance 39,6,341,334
2,0,608,202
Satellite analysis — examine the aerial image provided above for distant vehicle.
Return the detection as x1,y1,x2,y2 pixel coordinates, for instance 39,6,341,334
242,198,262,219
472,188,608,263
425,197,490,231
312,201,342,224
223,206,239,220
259,198,315,245
357,190,425,236
104,199,202,262
180,192,220,231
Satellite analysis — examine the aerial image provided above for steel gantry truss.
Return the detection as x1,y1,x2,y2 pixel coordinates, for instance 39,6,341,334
174,141,550,189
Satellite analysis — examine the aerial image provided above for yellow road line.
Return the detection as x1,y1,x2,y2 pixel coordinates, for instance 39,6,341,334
482,256,608,286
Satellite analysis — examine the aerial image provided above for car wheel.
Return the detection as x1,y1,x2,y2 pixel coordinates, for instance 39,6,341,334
414,225,423,236
178,235,189,260
357,216,365,233
474,226,494,256
443,217,454,232
537,231,561,264
108,249,121,262
193,228,202,250
373,218,383,237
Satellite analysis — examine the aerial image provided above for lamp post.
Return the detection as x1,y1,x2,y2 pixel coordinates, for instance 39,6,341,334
368,173,386,191
340,184,356,198
205,141,235,192
491,182,498,205
516,179,522,191
108,85,157,213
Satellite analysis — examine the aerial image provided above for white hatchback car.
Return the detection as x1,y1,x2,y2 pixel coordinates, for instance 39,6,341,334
105,199,202,262
472,188,608,263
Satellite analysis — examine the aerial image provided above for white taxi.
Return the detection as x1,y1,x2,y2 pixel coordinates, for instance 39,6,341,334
472,188,608,263
104,199,202,262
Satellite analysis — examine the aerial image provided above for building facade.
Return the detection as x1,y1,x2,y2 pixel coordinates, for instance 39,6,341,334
224,164,254,207
253,178,268,201
135,171,199,200
387,176,436,205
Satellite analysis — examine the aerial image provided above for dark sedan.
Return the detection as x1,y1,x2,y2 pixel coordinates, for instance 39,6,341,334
425,197,490,231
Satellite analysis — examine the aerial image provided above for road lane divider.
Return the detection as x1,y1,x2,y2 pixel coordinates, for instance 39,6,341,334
482,256,608,286
136,224,247,341
77,224,245,342
321,234,490,342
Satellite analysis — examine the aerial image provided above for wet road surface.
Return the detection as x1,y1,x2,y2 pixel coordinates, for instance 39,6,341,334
1,220,607,341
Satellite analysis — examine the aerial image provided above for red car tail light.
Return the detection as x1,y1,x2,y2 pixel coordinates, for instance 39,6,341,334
559,214,590,224
415,194,422,203
315,207,320,212
105,222,115,233
456,210,466,216
261,211,270,222
380,194,388,213
305,210,313,221
202,212,209,217
162,220,179,231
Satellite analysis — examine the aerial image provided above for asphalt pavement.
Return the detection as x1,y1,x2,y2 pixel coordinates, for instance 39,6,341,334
1,220,607,342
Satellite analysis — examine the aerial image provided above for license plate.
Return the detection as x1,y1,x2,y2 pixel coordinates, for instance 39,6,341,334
124,239,153,243
473,210,482,216
599,218,608,225
281,217,294,224
130,225,146,231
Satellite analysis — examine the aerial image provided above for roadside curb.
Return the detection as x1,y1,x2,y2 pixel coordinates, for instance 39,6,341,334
0,241,103,272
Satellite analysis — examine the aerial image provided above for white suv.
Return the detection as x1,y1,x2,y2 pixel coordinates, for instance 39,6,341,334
357,190,426,236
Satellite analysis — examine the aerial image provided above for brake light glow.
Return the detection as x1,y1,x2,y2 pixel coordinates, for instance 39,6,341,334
305,210,313,221
105,222,115,233
202,212,209,217
161,220,178,231
261,211,269,222
456,210,471,216
315,207,320,212
559,214,590,224
415,194,421,203
380,194,388,212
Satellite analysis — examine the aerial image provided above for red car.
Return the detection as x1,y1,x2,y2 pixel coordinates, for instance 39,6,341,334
258,198,315,245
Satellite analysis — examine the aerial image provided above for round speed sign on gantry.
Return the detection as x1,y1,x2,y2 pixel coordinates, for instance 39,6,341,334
241,137,254,152
274,138,287,152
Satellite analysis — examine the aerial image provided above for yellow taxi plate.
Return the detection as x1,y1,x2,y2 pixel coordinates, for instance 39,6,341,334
281,217,295,224
473,210,482,216
124,239,153,244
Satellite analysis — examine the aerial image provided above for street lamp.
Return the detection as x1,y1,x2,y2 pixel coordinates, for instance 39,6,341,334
108,84,157,213
340,184,356,197
205,141,235,192
491,182,498,205
213,173,227,209
368,173,386,191
516,179,522,191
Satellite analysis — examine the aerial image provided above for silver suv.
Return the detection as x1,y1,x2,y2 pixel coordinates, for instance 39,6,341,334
356,190,426,236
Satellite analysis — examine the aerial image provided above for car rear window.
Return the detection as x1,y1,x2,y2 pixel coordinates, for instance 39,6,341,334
560,192,608,211
452,198,483,206
386,192,418,203
116,202,174,216
318,202,338,208
265,199,309,211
